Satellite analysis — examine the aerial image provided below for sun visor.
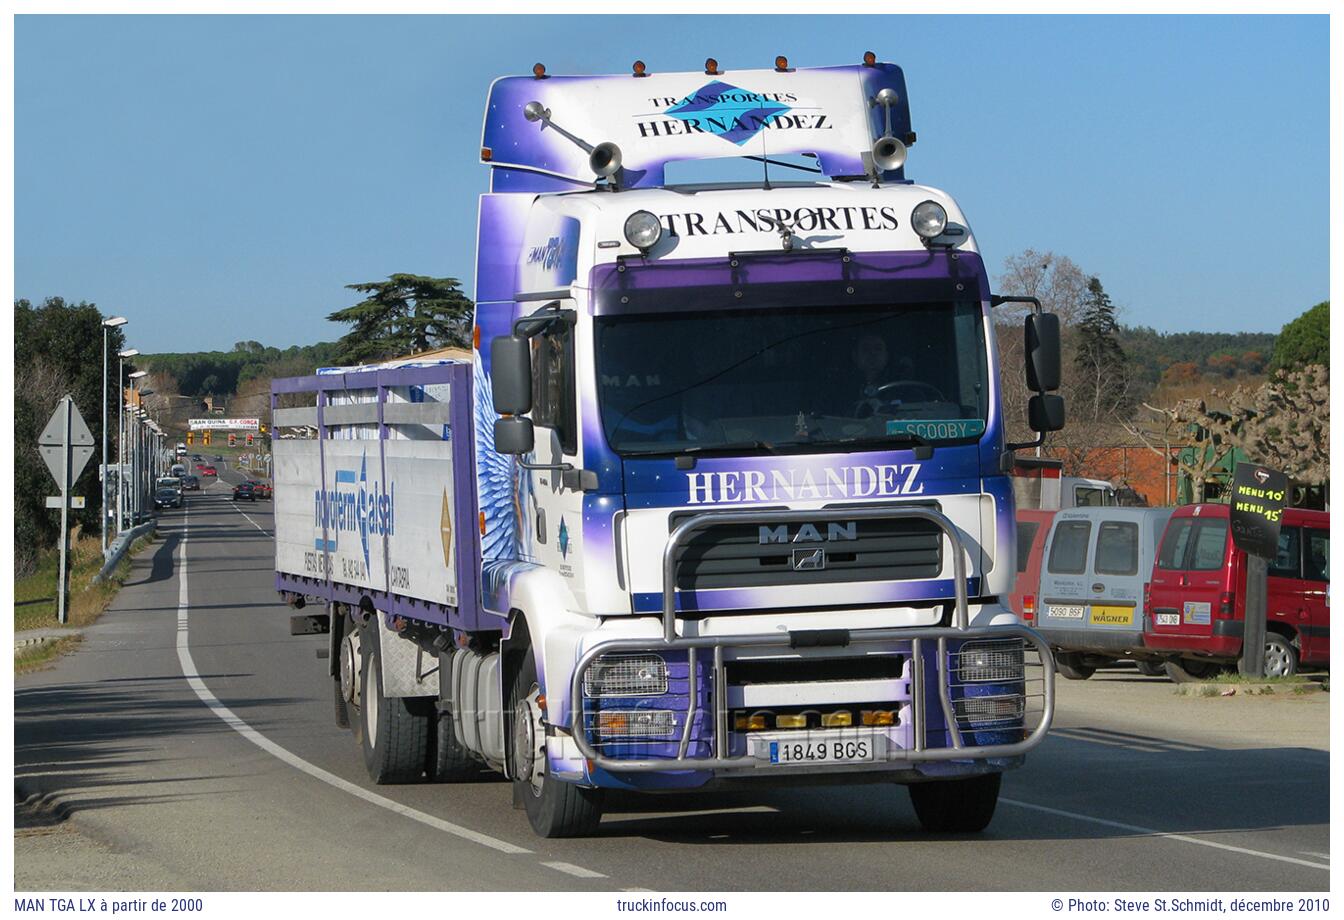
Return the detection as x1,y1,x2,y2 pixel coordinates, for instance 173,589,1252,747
480,63,911,189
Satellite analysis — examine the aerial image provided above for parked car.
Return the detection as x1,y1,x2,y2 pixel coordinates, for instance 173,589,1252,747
191,454,203,461
246,480,272,499
1009,509,1056,625
1035,506,1174,680
202,466,218,477
232,482,257,502
181,475,201,491
1145,504,1328,680
214,455,224,461
153,487,182,509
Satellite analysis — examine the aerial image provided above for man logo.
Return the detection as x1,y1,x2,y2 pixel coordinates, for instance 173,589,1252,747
792,548,826,571
758,522,857,545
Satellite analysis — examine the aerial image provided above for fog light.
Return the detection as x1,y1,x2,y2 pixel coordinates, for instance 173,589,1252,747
861,710,895,726
911,200,947,239
954,696,1025,724
596,709,676,738
775,714,807,729
623,210,663,252
821,711,852,728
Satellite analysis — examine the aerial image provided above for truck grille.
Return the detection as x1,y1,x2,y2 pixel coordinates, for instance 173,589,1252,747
671,513,942,590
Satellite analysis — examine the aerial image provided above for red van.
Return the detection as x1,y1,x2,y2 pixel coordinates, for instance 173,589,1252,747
1145,504,1329,679
1010,510,1055,626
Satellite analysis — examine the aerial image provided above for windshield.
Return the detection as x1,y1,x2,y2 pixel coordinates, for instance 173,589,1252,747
596,300,988,456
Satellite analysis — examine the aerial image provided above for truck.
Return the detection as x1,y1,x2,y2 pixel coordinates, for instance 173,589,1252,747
272,56,1064,838
1011,457,1117,510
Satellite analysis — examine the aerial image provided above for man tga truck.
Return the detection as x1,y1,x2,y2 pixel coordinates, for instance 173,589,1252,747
273,56,1064,838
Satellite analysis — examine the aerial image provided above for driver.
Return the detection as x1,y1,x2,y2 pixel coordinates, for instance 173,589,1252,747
851,334,913,418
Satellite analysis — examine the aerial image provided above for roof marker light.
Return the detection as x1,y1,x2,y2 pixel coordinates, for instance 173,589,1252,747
911,200,948,239
863,51,877,67
624,210,663,252
632,60,647,77
774,55,789,72
532,62,547,79
705,57,720,75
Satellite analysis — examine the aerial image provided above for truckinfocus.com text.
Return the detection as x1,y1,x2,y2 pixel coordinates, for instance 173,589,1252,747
615,898,729,912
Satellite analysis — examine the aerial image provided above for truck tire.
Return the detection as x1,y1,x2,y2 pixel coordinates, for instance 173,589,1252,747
1135,660,1167,677
1055,653,1095,681
1262,633,1299,678
333,676,350,729
908,772,1002,833
357,622,431,784
429,710,481,783
510,647,604,837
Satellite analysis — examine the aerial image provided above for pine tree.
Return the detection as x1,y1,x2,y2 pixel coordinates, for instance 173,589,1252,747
1072,276,1130,422
327,274,474,365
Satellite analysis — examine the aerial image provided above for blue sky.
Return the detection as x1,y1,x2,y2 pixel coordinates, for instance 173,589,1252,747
15,14,1329,354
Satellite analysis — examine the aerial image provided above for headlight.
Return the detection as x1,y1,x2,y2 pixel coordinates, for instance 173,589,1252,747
584,654,668,697
953,695,1025,724
911,200,948,239
956,640,1025,683
623,210,663,251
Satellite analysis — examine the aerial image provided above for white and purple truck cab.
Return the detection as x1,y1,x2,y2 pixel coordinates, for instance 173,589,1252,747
274,57,1063,839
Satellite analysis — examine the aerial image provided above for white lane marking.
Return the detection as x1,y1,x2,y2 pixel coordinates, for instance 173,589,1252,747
171,503,532,856
542,861,608,879
1001,798,1330,871
228,502,273,537
1299,851,1331,860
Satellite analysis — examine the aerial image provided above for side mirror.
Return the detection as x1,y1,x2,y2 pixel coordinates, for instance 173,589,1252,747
1025,312,1061,392
490,335,532,415
494,416,535,455
1028,394,1066,433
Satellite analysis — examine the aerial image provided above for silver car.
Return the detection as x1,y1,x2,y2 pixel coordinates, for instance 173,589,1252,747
1036,506,1173,679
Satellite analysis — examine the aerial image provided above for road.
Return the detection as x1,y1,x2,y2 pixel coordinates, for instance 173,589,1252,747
15,468,1331,891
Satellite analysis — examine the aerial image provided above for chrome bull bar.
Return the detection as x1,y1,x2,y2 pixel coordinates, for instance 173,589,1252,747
567,507,1057,773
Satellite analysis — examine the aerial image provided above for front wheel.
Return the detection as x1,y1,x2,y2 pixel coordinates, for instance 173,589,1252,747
510,648,604,837
908,772,1002,833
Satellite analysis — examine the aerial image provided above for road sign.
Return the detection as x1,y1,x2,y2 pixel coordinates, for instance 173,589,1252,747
39,397,95,486
1229,462,1289,560
46,496,86,509
189,417,260,431
38,396,95,625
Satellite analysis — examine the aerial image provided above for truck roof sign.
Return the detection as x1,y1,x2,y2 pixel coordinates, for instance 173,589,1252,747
481,63,912,189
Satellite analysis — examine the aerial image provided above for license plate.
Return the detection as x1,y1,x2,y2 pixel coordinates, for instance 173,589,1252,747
1048,604,1086,619
1156,612,1180,626
753,732,882,765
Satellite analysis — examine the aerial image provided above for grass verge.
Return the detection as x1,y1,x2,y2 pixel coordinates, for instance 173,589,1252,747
14,527,157,674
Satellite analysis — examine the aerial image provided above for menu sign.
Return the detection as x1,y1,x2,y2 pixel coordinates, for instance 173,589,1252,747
1229,462,1289,560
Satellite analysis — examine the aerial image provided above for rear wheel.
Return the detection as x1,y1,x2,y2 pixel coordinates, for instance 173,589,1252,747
1055,653,1095,681
1163,658,1225,683
430,709,482,782
510,648,604,837
1262,633,1299,678
1135,660,1167,677
357,620,432,784
908,772,1002,833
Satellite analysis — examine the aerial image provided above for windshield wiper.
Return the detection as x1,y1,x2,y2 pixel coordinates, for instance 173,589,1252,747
824,432,935,460
666,439,778,469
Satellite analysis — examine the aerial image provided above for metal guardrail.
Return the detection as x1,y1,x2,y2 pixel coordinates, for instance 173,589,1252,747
568,506,1056,773
93,520,155,584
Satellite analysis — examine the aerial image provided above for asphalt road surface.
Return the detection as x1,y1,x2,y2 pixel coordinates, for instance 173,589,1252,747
15,468,1331,891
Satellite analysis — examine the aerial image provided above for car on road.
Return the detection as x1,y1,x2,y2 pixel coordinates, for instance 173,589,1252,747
1035,506,1173,680
232,482,257,502
246,480,272,499
1145,504,1329,680
214,455,224,461
153,487,182,509
202,466,218,477
181,475,201,491
191,454,203,461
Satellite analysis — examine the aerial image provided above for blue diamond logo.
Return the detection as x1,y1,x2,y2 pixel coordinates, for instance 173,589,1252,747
665,81,791,147
557,517,571,559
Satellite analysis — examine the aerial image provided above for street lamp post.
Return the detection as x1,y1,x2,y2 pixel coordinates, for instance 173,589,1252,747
100,317,128,554
128,371,149,524
117,349,140,533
